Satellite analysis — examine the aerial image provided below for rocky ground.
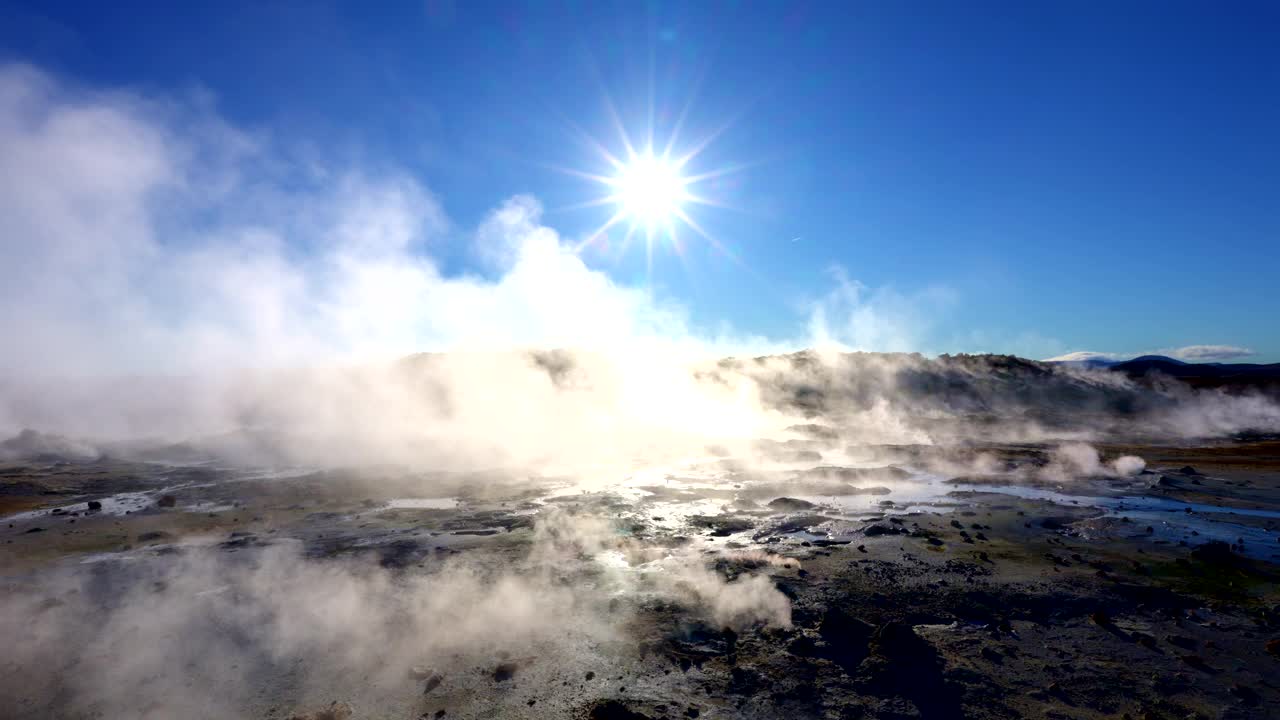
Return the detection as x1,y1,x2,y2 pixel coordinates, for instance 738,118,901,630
3,436,1279,719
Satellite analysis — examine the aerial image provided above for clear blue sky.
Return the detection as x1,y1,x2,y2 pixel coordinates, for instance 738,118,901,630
3,0,1278,361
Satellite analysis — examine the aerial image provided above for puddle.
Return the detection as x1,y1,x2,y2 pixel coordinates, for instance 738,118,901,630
78,551,143,564
184,502,237,514
642,498,730,531
938,485,1280,560
1105,496,1280,520
652,466,1280,559
230,467,319,483
386,498,459,510
5,491,155,521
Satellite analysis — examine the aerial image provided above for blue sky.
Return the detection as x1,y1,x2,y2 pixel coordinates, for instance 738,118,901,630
2,0,1278,363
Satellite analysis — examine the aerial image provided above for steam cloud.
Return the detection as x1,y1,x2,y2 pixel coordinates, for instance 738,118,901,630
4,61,1272,458
2,61,1280,720
1,508,791,718
0,62,729,378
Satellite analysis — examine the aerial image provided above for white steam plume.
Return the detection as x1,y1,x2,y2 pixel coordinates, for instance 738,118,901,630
1,508,792,718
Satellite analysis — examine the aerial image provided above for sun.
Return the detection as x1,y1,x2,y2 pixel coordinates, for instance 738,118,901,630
551,99,748,268
611,152,689,228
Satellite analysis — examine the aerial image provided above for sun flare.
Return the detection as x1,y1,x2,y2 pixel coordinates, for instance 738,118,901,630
556,103,747,268
612,152,689,227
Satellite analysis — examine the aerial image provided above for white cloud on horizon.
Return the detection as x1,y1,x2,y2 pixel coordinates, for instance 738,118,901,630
1043,351,1124,363
1165,344,1255,362
1045,344,1256,364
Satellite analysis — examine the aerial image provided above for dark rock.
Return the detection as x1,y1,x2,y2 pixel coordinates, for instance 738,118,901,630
157,495,177,508
1178,465,1201,475
86,500,103,511
1178,654,1209,670
848,486,892,495
863,524,900,537
816,607,875,672
585,671,595,681
689,515,755,537
1190,541,1239,565
858,621,964,717
768,497,817,512
493,663,517,682
1131,632,1157,649
378,539,427,568
289,701,352,720
220,534,258,550
1231,683,1259,705
588,700,651,720
787,633,819,657
800,465,909,483
728,665,762,692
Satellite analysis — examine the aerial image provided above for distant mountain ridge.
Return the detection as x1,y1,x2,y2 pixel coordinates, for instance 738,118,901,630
1109,355,1280,380
1122,355,1188,366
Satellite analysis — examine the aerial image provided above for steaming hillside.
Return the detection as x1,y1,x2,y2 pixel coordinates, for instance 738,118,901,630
4,348,1280,719
3,351,1279,469
717,351,1280,440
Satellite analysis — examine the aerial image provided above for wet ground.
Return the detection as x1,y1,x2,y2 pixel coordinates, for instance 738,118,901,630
3,436,1280,719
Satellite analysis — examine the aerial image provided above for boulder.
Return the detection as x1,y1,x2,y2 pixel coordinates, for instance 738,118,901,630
767,497,817,512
